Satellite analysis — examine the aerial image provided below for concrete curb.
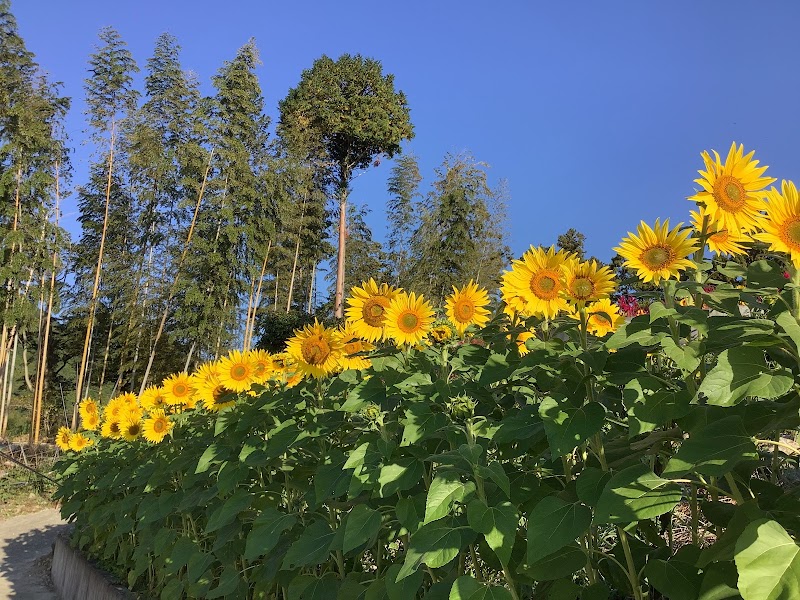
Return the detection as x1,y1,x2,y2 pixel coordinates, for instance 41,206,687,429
51,535,136,600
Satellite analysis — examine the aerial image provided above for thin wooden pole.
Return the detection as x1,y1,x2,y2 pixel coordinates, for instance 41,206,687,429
138,149,214,395
286,195,308,313
74,122,117,428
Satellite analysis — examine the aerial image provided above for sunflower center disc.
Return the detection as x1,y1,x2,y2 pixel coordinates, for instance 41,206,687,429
302,337,330,365
363,298,387,327
231,365,247,380
212,385,225,402
785,220,800,248
344,341,360,355
531,272,559,299
456,300,475,321
153,420,165,433
642,245,673,270
400,312,419,332
572,278,594,299
714,175,747,211
174,384,187,397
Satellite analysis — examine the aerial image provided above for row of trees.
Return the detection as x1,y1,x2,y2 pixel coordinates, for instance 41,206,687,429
0,0,512,440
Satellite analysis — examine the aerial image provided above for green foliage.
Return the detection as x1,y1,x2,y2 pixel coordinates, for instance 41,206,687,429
54,265,800,599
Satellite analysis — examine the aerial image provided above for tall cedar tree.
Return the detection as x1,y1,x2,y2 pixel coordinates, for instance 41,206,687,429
386,153,422,288
278,54,413,318
176,39,273,358
409,152,510,304
71,27,138,410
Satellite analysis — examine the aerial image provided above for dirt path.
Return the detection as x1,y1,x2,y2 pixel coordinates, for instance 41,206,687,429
0,508,70,599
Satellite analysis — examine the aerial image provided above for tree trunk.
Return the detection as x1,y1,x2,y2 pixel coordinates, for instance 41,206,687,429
138,149,213,395
244,240,271,351
286,195,308,314
74,122,117,428
334,179,349,318
307,262,316,314
21,331,34,391
183,342,196,373
1,332,19,437
31,166,61,444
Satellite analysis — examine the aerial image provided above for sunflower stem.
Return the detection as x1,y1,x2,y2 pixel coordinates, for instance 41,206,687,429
791,266,800,323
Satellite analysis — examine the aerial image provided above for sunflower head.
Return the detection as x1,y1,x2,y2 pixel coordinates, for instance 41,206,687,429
570,298,626,337
81,411,100,432
142,409,173,443
690,208,748,257
752,180,800,268
429,323,454,344
101,418,122,439
197,376,238,412
68,432,93,452
217,350,257,393
337,322,374,371
512,330,536,356
139,386,168,411
344,279,403,342
55,426,72,451
162,372,195,405
121,415,142,442
248,349,274,384
613,219,698,285
500,245,573,320
445,280,491,335
190,361,222,390
286,320,344,378
562,259,616,306
383,291,436,347
688,142,775,233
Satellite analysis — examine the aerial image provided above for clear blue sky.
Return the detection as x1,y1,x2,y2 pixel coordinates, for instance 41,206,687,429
13,1,800,263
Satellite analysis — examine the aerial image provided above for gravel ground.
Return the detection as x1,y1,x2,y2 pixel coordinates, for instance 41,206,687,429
0,508,70,599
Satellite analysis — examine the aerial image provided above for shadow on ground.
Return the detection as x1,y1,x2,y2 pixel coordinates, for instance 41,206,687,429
0,513,71,599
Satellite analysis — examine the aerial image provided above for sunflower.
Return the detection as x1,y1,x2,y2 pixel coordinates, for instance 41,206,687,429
81,411,100,432
500,245,572,319
248,349,274,384
690,208,748,257
196,377,237,412
345,279,403,342
79,398,100,431
445,280,491,335
570,298,626,337
55,426,72,451
286,320,343,378
103,395,131,421
337,322,374,371
689,142,774,233
162,372,195,406
429,323,454,343
120,415,143,442
101,418,122,439
752,180,800,268
217,350,257,393
513,330,535,356
68,432,93,452
78,397,98,420
142,409,173,443
562,260,616,306
139,386,168,412
190,361,222,390
383,292,436,347
613,219,698,285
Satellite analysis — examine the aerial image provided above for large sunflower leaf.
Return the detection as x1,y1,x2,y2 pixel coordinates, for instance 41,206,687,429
594,464,682,524
663,415,758,477
448,575,514,600
698,346,793,406
538,397,605,457
466,499,517,566
424,470,475,524
735,519,800,600
526,496,591,564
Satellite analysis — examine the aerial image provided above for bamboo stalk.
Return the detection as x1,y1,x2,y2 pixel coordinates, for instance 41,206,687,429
1,332,19,437
31,162,61,444
74,122,117,427
286,194,308,313
333,182,348,319
244,240,272,351
138,149,214,395
307,261,316,314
